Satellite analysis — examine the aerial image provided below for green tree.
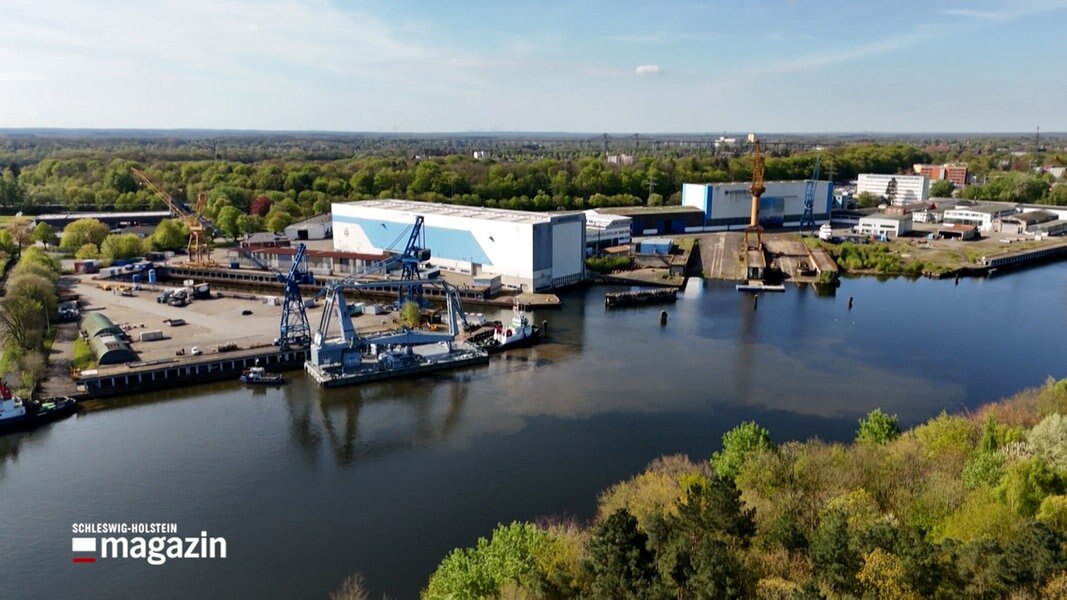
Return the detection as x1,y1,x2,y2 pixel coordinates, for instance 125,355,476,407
216,205,242,241
74,243,101,260
855,191,880,208
265,209,295,233
398,301,421,328
810,509,860,595
586,509,658,598
711,421,775,481
236,214,266,236
1036,495,1067,535
995,458,1065,517
652,479,754,599
7,273,58,315
148,219,188,252
0,295,46,350
59,218,110,251
930,179,955,198
100,234,145,260
856,408,901,444
32,222,57,247
424,522,551,599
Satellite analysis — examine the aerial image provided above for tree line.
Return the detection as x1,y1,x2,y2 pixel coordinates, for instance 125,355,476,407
0,242,61,397
421,379,1067,598
2,138,1064,237
0,144,937,224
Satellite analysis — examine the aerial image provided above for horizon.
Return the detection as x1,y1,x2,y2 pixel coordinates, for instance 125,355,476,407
3,1,1066,132
0,127,1063,138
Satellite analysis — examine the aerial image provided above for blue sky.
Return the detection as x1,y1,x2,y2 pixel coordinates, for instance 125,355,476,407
2,0,1064,132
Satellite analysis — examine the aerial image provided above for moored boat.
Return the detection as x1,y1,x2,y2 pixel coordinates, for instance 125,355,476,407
240,365,286,385
1,384,78,434
478,300,540,352
0,384,29,432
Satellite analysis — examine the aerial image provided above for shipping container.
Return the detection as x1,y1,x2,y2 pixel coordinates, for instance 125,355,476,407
138,330,164,342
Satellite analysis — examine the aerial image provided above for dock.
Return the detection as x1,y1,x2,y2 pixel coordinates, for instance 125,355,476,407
304,343,488,387
76,346,310,398
981,240,1067,271
604,288,678,309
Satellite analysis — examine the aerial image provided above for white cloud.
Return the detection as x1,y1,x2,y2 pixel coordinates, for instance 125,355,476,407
634,64,660,76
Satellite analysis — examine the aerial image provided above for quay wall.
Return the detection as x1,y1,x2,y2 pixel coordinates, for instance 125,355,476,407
77,348,309,398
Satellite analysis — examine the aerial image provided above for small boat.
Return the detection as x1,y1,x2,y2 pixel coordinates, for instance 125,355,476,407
1,384,77,434
31,397,77,424
478,300,540,352
240,365,286,385
736,282,786,293
0,385,29,432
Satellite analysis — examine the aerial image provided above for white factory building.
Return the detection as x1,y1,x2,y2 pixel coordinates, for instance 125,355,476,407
584,210,631,251
680,180,833,231
856,213,913,238
332,200,585,291
942,203,1018,232
857,174,930,205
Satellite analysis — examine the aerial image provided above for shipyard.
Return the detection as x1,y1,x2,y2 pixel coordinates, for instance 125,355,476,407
4,1,1067,596
9,138,1067,400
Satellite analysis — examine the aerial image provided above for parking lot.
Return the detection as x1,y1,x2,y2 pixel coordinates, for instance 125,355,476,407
72,275,400,364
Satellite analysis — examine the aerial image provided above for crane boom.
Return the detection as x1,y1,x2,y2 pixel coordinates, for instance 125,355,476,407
799,155,822,235
744,134,765,251
130,167,212,265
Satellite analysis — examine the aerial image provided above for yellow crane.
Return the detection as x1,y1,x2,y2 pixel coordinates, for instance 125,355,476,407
130,167,213,265
744,133,765,251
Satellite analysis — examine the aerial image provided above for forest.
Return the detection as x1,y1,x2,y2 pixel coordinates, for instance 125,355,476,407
0,135,1064,243
420,379,1067,599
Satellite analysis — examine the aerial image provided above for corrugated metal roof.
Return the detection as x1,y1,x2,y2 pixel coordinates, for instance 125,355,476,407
81,313,123,339
88,335,136,365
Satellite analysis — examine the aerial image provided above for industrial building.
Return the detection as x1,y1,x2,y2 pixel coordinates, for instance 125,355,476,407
80,313,136,365
594,206,705,236
857,174,930,205
284,213,332,241
36,211,172,230
943,204,1017,231
681,180,833,230
232,246,387,277
856,213,913,238
1000,210,1058,234
584,210,632,252
332,200,585,291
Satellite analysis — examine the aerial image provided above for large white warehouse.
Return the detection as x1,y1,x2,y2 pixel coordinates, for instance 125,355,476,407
332,200,585,291
681,180,833,231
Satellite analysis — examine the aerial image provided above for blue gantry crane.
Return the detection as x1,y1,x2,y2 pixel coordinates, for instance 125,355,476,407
240,243,315,349
799,155,822,235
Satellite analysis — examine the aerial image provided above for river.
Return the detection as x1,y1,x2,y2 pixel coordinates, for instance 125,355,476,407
2,263,1065,599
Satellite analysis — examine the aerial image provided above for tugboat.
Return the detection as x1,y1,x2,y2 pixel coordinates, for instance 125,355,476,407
240,362,286,385
0,384,77,434
479,300,540,353
0,385,28,432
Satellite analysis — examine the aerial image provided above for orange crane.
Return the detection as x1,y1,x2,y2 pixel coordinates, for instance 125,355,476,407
130,167,213,265
743,133,766,251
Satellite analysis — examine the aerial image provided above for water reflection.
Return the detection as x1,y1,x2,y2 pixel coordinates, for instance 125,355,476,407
282,375,473,466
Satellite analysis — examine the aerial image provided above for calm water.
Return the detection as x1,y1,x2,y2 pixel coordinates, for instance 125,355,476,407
2,264,1066,599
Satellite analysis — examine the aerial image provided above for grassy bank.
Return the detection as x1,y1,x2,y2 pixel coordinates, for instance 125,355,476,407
418,379,1067,599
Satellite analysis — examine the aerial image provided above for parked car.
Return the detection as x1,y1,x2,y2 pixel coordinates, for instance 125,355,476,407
190,346,202,356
